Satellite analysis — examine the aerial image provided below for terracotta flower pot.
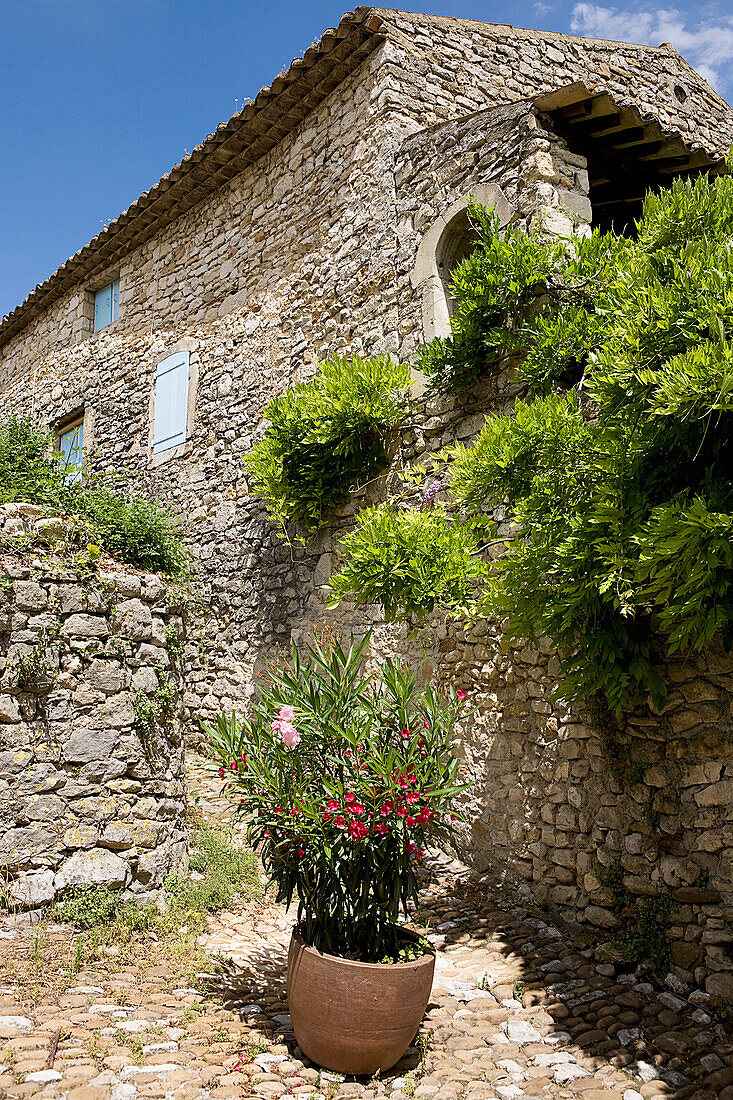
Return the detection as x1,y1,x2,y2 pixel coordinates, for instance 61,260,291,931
286,925,435,1076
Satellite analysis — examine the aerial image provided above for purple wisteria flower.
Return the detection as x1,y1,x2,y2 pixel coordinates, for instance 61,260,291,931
422,480,444,506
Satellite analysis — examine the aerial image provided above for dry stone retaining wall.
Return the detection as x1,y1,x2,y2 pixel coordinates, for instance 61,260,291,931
0,505,187,909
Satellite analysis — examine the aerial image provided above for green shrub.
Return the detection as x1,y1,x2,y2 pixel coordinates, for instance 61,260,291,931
52,818,260,934
75,490,188,576
54,885,123,928
332,169,733,713
245,355,412,530
0,415,74,510
0,415,187,576
418,200,628,394
328,503,490,620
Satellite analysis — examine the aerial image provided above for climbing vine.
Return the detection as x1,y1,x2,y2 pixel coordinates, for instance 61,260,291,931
331,167,733,715
245,355,411,531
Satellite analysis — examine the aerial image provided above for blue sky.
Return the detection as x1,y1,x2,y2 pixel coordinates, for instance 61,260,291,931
1,0,731,319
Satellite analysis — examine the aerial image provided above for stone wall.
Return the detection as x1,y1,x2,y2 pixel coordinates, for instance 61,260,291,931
0,505,187,909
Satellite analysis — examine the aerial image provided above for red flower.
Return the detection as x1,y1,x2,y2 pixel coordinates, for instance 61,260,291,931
274,807,283,815
347,820,369,840
456,689,466,700
380,800,394,816
344,792,355,804
217,767,225,778
297,847,305,858
374,822,388,835
334,815,346,829
405,792,420,804
400,727,410,739
325,799,339,812
397,806,407,818
230,761,238,770
397,775,409,789
349,801,365,815
405,815,416,827
417,808,434,824
322,813,331,823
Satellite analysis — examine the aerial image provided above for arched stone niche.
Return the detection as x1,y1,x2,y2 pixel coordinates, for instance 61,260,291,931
411,184,516,342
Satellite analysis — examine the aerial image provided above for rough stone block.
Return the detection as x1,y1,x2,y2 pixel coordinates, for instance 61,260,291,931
0,695,21,723
101,820,161,850
112,600,153,641
64,726,118,764
54,848,132,891
8,870,55,909
63,614,108,638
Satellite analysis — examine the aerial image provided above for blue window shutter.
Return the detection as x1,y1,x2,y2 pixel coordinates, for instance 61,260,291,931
153,352,189,455
60,423,84,483
94,280,119,330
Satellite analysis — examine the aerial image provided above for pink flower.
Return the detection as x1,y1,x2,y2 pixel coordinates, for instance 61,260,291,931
334,815,346,829
374,822,388,835
349,801,366,815
456,689,466,700
279,704,296,721
405,792,420,804
325,799,339,812
344,792,355,803
401,727,410,739
380,800,394,816
280,722,301,748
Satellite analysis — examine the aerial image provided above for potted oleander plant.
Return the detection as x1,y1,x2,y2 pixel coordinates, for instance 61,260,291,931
205,633,465,1075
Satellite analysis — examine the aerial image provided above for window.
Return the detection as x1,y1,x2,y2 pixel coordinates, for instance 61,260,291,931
435,209,481,320
153,351,190,455
412,185,515,342
59,420,84,483
94,279,119,331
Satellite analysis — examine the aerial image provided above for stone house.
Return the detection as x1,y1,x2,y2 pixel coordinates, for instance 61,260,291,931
2,9,733,991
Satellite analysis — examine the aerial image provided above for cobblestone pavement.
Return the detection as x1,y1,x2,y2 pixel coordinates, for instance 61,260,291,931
1,767,731,1100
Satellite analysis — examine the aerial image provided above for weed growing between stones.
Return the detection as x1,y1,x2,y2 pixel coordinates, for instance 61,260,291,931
600,859,672,973
132,663,176,759
29,813,263,995
10,622,60,692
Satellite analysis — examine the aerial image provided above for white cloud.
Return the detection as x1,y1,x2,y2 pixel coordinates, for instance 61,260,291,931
534,2,552,15
570,4,733,94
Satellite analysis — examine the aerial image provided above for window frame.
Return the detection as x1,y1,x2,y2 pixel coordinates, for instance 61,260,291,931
411,184,516,343
56,409,91,484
